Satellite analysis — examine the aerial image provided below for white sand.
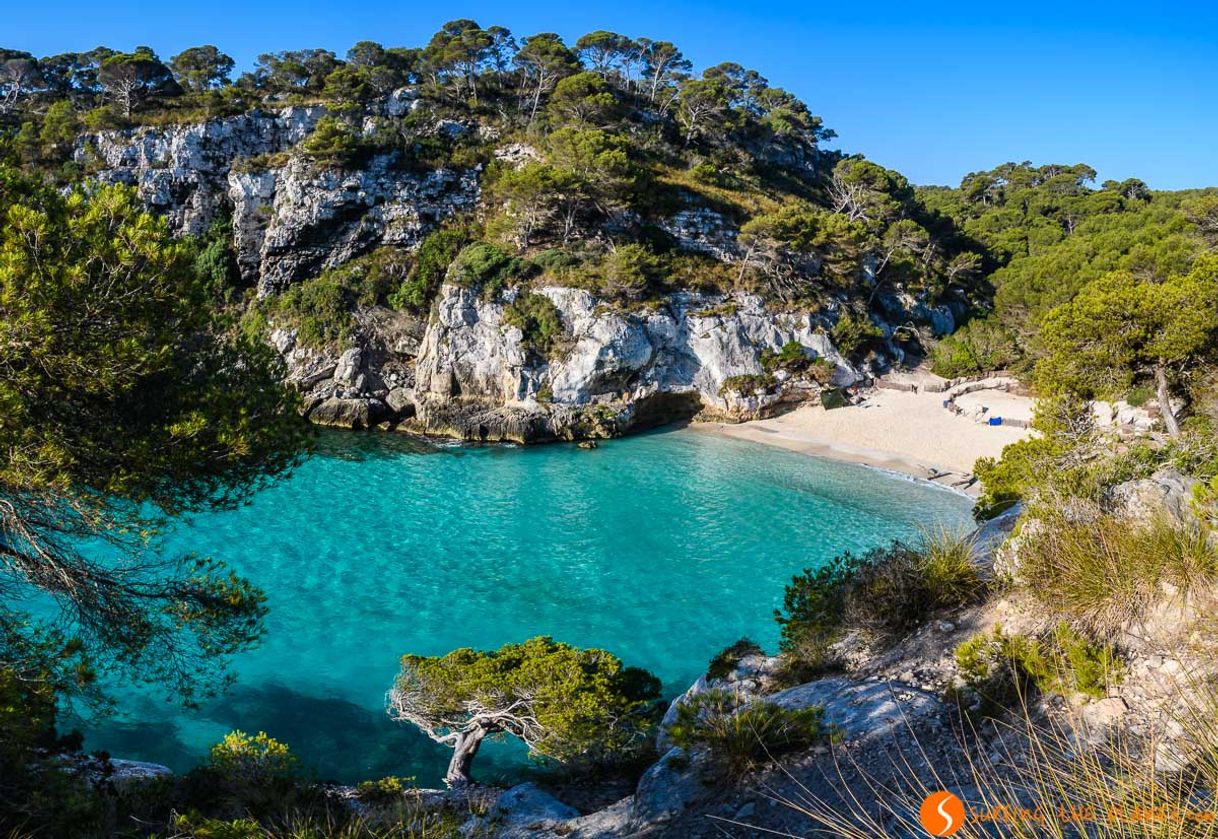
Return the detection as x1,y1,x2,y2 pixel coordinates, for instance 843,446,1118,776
691,387,1034,492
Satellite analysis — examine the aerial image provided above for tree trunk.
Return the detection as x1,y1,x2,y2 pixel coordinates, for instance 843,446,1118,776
1155,360,1181,437
444,726,488,788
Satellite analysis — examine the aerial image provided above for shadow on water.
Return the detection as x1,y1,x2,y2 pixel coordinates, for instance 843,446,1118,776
82,681,528,787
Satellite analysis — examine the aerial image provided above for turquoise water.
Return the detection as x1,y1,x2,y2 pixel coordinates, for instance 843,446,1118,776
80,427,972,785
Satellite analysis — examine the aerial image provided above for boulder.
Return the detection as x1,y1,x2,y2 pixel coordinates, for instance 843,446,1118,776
307,396,388,429
630,747,706,828
1110,468,1199,525
333,348,363,388
466,783,581,839
766,676,945,742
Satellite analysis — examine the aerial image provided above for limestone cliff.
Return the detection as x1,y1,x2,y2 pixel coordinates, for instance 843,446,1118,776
78,101,961,442
81,105,479,294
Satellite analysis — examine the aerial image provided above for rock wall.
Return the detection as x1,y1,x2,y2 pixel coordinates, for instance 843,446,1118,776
406,285,863,442
80,106,480,294
271,283,866,441
79,101,961,443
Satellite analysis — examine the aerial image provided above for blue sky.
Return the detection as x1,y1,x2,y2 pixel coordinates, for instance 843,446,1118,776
6,0,1216,189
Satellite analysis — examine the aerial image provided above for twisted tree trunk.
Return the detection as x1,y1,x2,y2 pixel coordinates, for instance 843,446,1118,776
444,725,489,788
1155,360,1181,437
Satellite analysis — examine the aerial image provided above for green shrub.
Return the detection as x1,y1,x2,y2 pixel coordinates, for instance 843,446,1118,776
760,340,811,373
1125,384,1153,407
248,248,409,348
706,638,764,681
532,248,582,275
208,730,299,787
300,116,363,168
667,252,738,295
954,623,1123,711
930,316,1021,377
774,554,852,674
168,813,265,839
449,241,532,298
971,394,1171,519
719,373,778,398
759,344,836,384
194,216,241,301
503,292,566,360
355,775,415,801
776,536,983,673
230,151,292,174
256,275,353,348
389,224,471,312
667,690,823,777
1017,510,1218,639
830,311,883,356
595,244,665,300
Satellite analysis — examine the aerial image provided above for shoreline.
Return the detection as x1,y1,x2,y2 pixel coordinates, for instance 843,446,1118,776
689,386,1035,498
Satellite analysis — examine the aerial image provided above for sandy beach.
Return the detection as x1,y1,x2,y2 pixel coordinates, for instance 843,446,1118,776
693,386,1034,494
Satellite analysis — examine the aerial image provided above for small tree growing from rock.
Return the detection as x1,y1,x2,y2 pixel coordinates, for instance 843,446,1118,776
387,636,661,787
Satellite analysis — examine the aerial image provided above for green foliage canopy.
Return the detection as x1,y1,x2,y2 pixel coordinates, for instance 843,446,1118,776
0,166,310,704
388,636,661,786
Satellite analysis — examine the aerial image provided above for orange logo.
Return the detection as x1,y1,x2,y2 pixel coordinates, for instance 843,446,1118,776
920,791,965,836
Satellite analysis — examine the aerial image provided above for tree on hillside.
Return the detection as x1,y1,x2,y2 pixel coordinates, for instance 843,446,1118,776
827,158,908,227
676,77,732,145
1036,257,1218,436
544,127,635,243
574,31,638,80
98,49,179,117
486,161,570,248
0,166,311,703
387,636,661,787
738,201,867,299
248,49,339,96
547,71,616,126
637,39,690,110
422,20,496,103
513,33,579,125
344,41,418,95
169,45,234,92
0,52,41,114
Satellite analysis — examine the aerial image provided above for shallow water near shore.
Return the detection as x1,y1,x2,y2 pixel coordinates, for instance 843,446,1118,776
80,427,972,786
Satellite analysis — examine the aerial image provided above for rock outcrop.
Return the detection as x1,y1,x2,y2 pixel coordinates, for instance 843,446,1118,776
406,285,864,441
79,100,960,442
230,156,478,293
80,106,479,294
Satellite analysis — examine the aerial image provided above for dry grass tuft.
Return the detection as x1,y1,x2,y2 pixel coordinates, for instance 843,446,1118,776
1018,510,1218,640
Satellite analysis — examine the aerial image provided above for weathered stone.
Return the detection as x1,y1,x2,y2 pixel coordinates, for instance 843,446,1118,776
307,396,387,429
1110,468,1199,525
410,284,864,440
333,348,363,388
467,783,580,838
80,109,480,294
630,748,705,827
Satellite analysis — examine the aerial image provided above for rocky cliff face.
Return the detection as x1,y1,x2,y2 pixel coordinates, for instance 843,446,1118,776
80,103,958,442
81,106,479,294
411,285,862,440
275,282,867,440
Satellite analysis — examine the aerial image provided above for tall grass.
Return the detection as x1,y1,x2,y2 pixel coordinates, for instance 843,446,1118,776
666,690,825,779
752,683,1218,839
1018,509,1218,639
